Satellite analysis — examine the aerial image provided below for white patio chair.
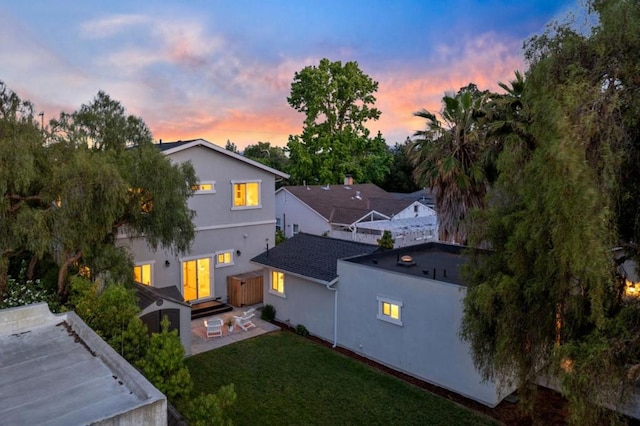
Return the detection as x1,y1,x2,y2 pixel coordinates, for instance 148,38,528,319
243,307,256,316
233,312,256,331
204,317,223,338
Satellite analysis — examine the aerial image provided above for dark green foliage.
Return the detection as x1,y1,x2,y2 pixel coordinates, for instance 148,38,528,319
185,384,237,426
376,230,395,249
260,304,276,322
375,140,420,193
243,141,289,173
295,324,309,336
0,261,60,312
275,229,285,245
408,84,494,243
286,58,392,185
460,1,640,423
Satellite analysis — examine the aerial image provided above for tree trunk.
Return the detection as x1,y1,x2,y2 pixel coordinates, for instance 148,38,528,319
57,252,82,295
0,257,9,301
27,255,38,281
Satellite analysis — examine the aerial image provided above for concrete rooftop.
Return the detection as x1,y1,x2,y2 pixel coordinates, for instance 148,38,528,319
0,303,166,425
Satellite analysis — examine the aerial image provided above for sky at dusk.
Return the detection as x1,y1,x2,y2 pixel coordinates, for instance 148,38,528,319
2,1,578,150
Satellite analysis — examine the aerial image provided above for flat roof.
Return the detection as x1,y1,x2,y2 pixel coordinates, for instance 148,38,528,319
344,242,470,286
0,304,165,425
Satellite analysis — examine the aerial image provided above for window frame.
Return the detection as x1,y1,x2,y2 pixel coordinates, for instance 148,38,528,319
292,224,299,235
269,270,286,298
192,181,216,194
231,180,262,210
133,261,155,286
376,296,403,326
215,249,234,268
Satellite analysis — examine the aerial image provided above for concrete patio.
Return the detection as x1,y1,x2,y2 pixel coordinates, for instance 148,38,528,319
189,305,280,356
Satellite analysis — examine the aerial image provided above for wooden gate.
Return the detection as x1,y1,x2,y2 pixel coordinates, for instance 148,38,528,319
227,270,263,307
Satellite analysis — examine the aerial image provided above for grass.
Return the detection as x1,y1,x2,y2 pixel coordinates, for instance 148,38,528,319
185,331,494,426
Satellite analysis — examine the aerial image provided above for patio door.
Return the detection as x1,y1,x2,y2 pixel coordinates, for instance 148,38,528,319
182,257,211,302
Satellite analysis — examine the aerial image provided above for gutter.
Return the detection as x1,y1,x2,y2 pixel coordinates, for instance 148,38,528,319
326,277,339,348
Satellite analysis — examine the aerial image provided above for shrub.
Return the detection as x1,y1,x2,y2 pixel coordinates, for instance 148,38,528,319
0,266,61,312
261,304,276,322
296,324,309,336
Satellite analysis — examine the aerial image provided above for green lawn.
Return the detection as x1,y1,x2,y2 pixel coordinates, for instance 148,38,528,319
186,331,494,426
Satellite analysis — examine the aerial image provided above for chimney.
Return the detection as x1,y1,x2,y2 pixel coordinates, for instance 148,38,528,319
344,175,353,186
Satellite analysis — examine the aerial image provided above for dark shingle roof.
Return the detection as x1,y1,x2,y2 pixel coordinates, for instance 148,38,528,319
251,233,378,283
282,184,412,224
134,283,188,310
155,140,196,152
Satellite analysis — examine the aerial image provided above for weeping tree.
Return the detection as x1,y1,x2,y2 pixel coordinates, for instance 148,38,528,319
408,84,494,244
460,1,640,423
0,87,197,297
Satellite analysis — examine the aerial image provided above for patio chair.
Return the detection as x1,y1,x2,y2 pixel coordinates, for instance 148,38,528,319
204,317,223,338
243,307,256,316
233,312,256,331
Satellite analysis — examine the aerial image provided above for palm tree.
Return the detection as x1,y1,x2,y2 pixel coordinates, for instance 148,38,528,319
408,86,491,244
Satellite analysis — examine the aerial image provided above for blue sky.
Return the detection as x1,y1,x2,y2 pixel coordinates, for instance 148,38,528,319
1,1,576,149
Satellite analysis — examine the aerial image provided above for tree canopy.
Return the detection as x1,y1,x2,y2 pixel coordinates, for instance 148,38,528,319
286,58,391,185
0,86,197,296
243,141,289,173
457,1,640,423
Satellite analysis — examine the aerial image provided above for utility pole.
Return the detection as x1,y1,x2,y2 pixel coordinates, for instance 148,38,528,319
39,112,44,130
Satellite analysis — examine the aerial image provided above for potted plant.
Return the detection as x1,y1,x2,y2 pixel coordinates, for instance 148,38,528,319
225,318,234,333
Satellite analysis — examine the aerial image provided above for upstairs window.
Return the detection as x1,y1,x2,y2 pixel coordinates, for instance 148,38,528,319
215,250,234,267
192,182,216,193
134,262,153,286
377,296,403,326
232,180,261,209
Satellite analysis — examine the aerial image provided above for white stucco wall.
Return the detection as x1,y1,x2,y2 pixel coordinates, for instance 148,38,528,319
275,189,330,238
120,143,278,303
261,269,335,341
336,260,507,407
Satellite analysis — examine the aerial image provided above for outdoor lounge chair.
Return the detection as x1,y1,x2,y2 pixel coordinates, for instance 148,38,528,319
243,307,256,316
233,312,256,331
204,317,223,338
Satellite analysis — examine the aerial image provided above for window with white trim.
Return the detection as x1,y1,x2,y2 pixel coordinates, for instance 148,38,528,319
293,224,299,235
377,296,403,326
232,180,261,209
276,217,282,231
270,270,285,297
133,262,154,286
192,181,216,193
215,250,234,267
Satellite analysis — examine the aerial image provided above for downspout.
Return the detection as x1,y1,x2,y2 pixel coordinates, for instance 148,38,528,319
326,277,339,348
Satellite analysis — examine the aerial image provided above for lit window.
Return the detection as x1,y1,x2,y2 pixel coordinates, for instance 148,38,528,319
192,182,215,193
182,257,211,302
216,250,234,267
134,263,153,286
270,270,285,296
377,296,403,325
129,187,154,213
625,279,640,298
232,181,261,208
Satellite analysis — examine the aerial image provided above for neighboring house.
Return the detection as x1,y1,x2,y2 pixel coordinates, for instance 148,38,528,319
251,235,510,407
275,180,438,247
121,139,288,308
251,233,377,341
0,303,166,424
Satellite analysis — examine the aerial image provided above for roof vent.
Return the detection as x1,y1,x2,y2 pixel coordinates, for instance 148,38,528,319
354,191,362,200
397,255,416,267
322,184,330,190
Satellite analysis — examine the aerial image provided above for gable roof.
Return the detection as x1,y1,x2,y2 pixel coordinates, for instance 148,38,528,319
251,233,377,283
156,138,289,179
279,184,413,225
134,283,189,310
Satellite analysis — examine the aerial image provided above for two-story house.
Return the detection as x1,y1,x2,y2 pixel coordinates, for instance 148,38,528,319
120,139,288,308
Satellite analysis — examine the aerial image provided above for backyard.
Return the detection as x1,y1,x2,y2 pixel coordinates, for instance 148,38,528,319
185,331,494,425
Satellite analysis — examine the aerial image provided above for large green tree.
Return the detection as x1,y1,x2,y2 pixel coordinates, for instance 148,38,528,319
408,84,493,243
286,58,391,185
243,141,289,172
0,87,197,296
460,1,640,423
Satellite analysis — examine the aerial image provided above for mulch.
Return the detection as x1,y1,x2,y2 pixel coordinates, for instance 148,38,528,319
273,320,569,425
